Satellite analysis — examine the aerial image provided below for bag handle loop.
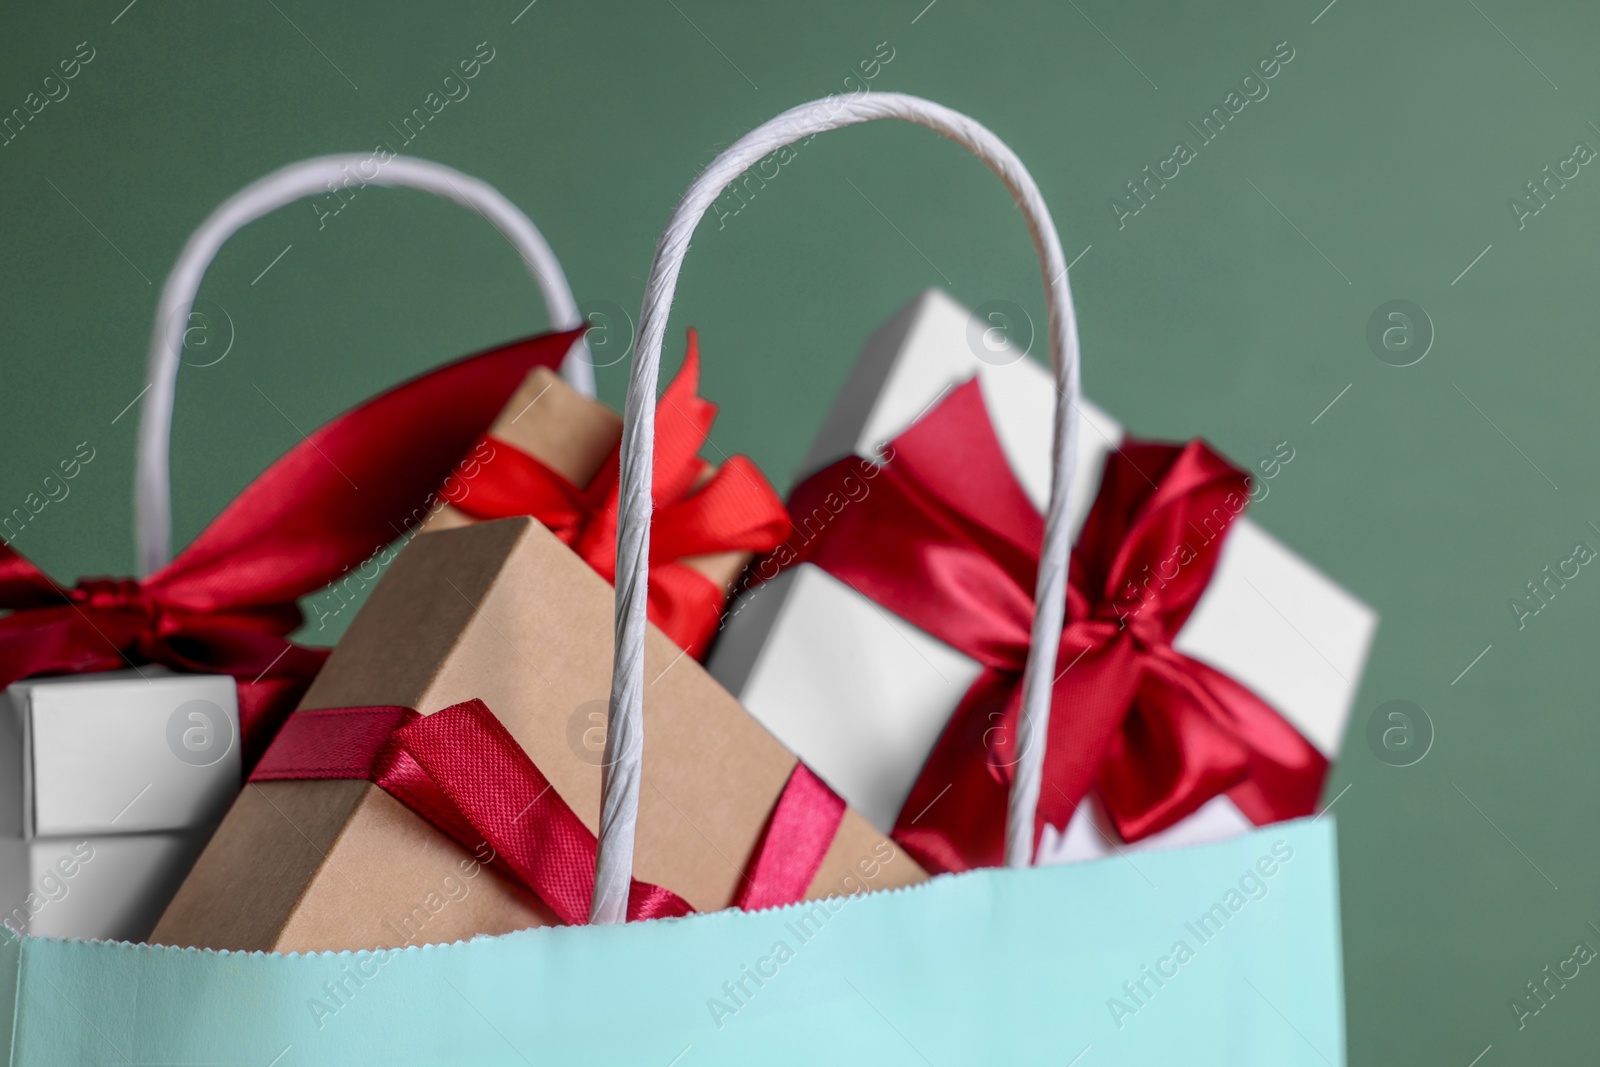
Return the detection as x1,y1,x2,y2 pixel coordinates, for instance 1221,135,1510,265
594,93,1083,923
135,153,592,577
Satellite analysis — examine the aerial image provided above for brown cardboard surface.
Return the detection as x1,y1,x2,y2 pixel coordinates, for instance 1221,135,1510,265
425,365,747,593
430,365,620,528
153,516,922,952
805,809,925,899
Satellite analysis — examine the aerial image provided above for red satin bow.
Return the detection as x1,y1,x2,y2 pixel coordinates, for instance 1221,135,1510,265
447,331,790,659
0,329,582,769
252,698,847,923
786,378,1328,874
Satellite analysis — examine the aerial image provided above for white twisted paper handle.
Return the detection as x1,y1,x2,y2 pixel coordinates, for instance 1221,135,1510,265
135,154,593,577
593,93,1084,923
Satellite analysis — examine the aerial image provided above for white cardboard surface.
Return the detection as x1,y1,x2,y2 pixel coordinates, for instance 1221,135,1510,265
0,668,240,837
0,670,240,941
710,290,1376,859
0,832,207,941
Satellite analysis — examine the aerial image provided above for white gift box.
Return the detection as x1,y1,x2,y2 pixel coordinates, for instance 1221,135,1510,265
709,289,1376,862
0,833,210,941
0,668,239,939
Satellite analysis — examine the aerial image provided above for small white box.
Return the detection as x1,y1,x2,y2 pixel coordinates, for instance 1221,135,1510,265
0,668,239,939
710,290,1377,862
2,668,239,837
0,833,208,942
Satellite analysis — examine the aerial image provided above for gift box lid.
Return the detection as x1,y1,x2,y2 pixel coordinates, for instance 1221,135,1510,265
0,669,240,838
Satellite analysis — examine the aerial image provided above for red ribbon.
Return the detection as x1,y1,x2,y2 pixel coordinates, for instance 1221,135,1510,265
734,758,847,913
252,698,846,923
447,330,790,659
785,378,1328,874
0,330,583,770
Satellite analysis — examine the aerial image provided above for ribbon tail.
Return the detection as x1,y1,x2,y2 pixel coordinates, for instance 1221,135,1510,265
891,669,1020,874
650,331,717,504
734,762,846,912
150,329,584,613
1032,633,1147,845
1192,659,1329,826
0,544,68,608
1098,650,1324,842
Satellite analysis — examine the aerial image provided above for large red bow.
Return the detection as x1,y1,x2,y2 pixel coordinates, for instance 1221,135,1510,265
786,379,1328,874
448,331,790,658
253,698,847,923
0,330,582,770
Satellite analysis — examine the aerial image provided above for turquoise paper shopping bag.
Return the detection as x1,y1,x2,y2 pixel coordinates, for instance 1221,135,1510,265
3,93,1350,1065
2,819,1343,1065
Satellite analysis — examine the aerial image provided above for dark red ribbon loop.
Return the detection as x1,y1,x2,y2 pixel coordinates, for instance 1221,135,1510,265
0,330,583,769
783,377,1328,874
253,699,846,924
446,331,791,659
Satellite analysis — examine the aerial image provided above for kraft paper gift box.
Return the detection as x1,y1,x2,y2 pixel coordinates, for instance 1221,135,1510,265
709,289,1377,861
424,358,751,611
153,515,924,953
0,669,239,941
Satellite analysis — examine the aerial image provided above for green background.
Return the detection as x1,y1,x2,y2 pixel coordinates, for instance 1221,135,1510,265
2,0,1596,1061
